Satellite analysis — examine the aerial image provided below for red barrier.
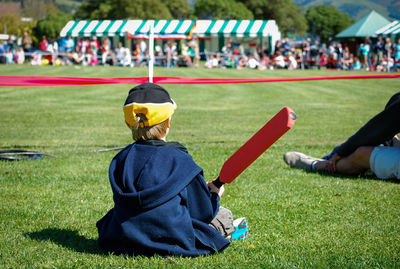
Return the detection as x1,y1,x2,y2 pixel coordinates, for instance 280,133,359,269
0,74,399,87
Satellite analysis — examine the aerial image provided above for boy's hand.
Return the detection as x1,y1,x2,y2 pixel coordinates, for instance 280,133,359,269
207,181,225,197
326,153,342,172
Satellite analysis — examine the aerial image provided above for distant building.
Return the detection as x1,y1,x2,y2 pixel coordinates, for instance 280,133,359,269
0,2,21,17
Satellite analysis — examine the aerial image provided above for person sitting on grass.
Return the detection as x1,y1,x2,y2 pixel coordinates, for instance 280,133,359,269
96,83,249,257
284,91,400,180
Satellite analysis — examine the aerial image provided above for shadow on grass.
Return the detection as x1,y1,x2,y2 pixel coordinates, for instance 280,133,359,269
25,228,105,255
305,170,400,184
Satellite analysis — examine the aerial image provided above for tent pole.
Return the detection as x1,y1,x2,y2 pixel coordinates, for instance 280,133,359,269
148,21,155,83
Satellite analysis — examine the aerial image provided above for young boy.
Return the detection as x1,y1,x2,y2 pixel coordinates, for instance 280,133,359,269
96,83,248,257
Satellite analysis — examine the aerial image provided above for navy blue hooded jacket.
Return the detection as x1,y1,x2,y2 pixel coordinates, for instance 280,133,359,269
96,140,230,257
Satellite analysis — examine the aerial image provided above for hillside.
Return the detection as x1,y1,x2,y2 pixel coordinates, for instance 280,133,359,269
55,0,82,14
294,0,400,20
2,0,398,21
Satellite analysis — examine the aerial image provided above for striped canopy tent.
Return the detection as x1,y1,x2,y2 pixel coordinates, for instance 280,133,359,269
60,20,196,40
193,20,280,38
375,20,400,36
127,20,196,40
60,19,280,39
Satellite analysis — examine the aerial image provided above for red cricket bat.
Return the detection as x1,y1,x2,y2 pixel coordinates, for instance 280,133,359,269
212,106,296,188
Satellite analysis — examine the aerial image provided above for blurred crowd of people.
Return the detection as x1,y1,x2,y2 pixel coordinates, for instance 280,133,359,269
1,33,399,72
203,36,400,72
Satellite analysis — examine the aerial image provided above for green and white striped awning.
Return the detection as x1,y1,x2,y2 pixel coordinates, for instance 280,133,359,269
60,19,279,39
60,20,196,39
193,20,279,37
375,20,400,36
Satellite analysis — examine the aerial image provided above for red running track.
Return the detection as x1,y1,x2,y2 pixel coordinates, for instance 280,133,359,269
0,74,399,87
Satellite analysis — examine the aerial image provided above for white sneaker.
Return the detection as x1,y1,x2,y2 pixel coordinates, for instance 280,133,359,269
283,151,323,171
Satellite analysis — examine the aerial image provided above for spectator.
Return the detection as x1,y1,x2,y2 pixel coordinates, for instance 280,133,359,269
364,36,373,70
204,54,219,69
280,37,292,56
376,54,393,72
165,41,177,68
259,52,271,70
16,47,25,64
6,48,14,64
353,56,361,70
319,50,327,69
191,38,200,68
359,43,370,70
64,36,75,54
394,39,400,72
31,50,42,65
301,39,310,63
0,41,7,64
236,53,248,69
154,45,165,67
115,42,125,64
22,32,32,53
247,54,259,69
101,36,111,65
81,38,89,54
132,44,142,66
139,40,147,59
39,36,48,52
287,52,297,70
274,51,286,69
71,47,85,65
88,48,98,66
374,36,385,67
222,37,233,56
178,43,192,67
343,46,353,70
90,36,100,54
120,48,133,67
309,40,320,69
47,38,58,66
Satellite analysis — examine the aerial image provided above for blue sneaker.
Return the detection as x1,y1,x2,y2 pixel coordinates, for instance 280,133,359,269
230,217,249,241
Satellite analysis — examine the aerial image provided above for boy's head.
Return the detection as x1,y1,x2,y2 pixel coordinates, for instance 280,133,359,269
123,83,176,141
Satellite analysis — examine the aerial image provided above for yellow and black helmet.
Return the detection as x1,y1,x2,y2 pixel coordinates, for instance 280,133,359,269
123,83,177,127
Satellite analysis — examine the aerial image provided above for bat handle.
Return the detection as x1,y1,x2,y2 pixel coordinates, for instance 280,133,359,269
211,177,224,189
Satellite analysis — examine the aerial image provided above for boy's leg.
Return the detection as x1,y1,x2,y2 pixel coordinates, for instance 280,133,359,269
210,207,235,238
210,207,249,240
285,146,373,175
314,146,373,175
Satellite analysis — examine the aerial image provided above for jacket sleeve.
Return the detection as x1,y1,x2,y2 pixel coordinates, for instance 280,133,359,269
184,173,220,223
336,95,400,157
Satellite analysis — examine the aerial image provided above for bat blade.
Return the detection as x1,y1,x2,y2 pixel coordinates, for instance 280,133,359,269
214,106,296,187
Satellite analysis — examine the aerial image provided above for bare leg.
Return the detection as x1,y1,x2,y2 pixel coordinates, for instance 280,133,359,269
314,146,374,175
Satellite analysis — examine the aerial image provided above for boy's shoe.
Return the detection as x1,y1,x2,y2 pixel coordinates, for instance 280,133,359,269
230,217,249,241
283,151,323,171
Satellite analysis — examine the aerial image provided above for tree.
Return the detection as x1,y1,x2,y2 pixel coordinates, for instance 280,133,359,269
21,0,59,20
108,0,172,20
237,0,307,36
74,0,189,20
193,0,253,20
33,11,73,39
305,5,354,43
164,0,190,19
74,0,102,19
0,14,36,39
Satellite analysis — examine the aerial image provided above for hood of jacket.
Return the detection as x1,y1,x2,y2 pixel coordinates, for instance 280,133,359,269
108,140,202,210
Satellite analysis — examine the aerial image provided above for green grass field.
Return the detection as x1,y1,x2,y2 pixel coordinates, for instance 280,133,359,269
0,64,399,268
